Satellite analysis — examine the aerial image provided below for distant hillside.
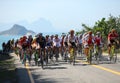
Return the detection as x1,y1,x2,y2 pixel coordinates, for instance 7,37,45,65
0,24,36,36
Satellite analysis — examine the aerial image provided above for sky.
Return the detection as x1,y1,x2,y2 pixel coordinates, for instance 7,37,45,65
0,0,120,33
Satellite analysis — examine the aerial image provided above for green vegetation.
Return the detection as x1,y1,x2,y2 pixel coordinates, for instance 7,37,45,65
75,15,120,52
0,53,17,83
76,15,120,42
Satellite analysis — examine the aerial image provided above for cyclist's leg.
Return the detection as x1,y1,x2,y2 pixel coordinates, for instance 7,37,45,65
84,44,89,61
108,44,111,56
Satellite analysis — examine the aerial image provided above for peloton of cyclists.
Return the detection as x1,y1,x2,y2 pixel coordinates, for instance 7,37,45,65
10,28,120,66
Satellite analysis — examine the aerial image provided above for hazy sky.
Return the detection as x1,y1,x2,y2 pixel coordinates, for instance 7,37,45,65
0,0,120,33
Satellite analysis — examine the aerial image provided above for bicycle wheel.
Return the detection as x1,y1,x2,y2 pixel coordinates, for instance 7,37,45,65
46,49,49,65
110,49,117,63
89,49,92,64
73,53,75,65
34,52,38,66
23,53,26,66
64,51,68,62
96,47,102,64
40,51,44,69
69,48,73,64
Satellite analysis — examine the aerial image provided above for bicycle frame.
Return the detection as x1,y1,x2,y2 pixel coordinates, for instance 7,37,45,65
95,45,102,64
88,45,93,64
69,46,76,65
38,48,45,69
110,43,117,63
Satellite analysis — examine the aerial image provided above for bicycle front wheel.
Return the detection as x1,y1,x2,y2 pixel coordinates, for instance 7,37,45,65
110,52,117,63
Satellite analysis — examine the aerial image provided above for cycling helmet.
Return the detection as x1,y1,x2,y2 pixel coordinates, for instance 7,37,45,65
36,33,43,37
111,29,116,33
70,30,75,33
23,36,27,39
96,32,100,35
88,31,92,35
46,35,49,38
55,34,58,37
28,35,32,38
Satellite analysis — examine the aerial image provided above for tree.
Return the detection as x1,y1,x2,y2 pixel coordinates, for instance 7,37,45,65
79,15,120,41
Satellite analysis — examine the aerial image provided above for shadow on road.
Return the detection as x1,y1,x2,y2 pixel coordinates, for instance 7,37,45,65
16,67,31,83
32,73,57,83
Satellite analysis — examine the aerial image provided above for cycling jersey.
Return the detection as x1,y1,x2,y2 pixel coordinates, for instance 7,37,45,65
85,34,94,45
108,32,119,45
94,36,102,46
53,37,61,47
46,37,51,46
83,34,94,48
60,36,65,47
108,33,118,41
64,35,68,47
36,36,46,48
68,35,76,43
78,35,82,44
68,35,76,47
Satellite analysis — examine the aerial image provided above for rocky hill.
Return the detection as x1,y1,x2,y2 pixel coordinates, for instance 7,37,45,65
0,24,36,36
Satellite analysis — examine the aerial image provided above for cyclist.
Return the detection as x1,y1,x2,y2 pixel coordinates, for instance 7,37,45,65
108,29,119,57
83,31,94,60
60,33,66,59
36,33,46,64
27,35,33,62
64,34,69,48
77,34,83,55
45,35,51,63
94,32,103,47
27,35,33,48
68,30,77,57
94,32,103,59
53,34,61,61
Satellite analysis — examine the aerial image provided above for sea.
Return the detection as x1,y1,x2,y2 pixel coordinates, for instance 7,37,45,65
0,32,64,50
0,35,21,50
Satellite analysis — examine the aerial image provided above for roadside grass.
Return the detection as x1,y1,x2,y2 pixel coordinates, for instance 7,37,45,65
0,53,17,83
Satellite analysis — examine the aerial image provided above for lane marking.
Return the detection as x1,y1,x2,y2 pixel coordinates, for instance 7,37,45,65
25,63,35,83
76,60,120,76
92,65,120,76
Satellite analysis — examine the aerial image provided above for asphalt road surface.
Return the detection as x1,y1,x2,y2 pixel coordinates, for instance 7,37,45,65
13,53,120,83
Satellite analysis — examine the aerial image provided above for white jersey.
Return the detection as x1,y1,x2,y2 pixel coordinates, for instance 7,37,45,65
68,35,76,43
53,37,61,47
78,37,82,44
64,36,68,42
46,38,51,44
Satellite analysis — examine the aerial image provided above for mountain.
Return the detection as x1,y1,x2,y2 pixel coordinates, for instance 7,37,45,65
17,18,58,33
0,24,36,36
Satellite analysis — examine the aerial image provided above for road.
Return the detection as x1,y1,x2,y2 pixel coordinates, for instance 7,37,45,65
13,53,120,83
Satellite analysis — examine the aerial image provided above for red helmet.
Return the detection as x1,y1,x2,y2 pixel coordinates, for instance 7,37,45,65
88,31,92,34
23,36,27,39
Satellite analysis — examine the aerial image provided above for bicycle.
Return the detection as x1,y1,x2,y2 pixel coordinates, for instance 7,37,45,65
38,48,45,69
34,49,39,66
78,44,83,56
64,47,69,62
87,45,94,64
69,46,76,65
22,49,31,66
54,46,59,62
109,42,117,63
94,44,102,64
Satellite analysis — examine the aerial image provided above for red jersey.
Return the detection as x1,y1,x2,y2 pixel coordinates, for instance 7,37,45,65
87,36,93,45
95,37,101,45
108,33,118,40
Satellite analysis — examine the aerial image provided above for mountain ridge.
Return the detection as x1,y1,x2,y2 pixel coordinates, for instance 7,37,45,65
0,24,36,36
